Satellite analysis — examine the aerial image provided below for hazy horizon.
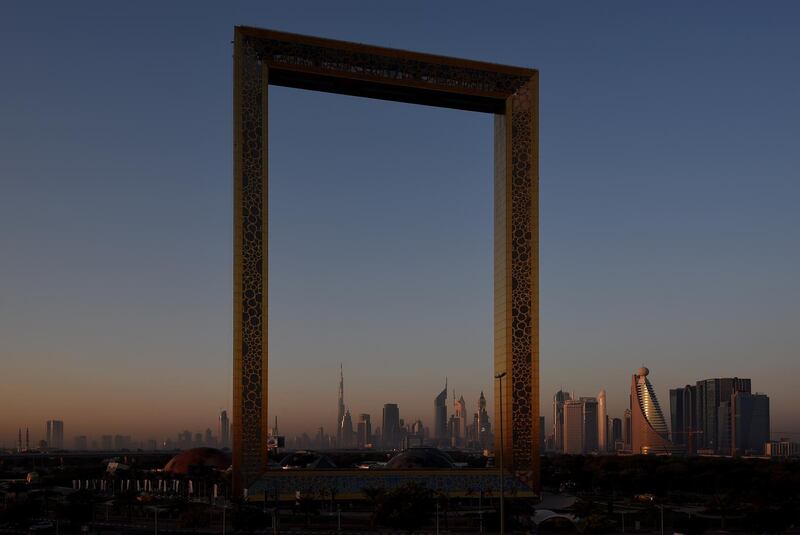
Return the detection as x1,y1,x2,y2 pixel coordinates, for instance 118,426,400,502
2,2,800,447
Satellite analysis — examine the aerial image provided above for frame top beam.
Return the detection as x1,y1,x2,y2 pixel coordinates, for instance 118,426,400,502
236,26,537,114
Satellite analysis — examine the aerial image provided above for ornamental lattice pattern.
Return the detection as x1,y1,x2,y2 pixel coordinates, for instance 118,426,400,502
234,27,538,494
250,37,531,96
236,37,266,488
509,81,535,471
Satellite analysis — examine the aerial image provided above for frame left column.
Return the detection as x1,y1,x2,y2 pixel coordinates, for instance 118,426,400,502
233,31,269,497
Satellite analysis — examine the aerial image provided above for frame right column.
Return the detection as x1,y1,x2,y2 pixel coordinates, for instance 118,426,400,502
494,75,539,491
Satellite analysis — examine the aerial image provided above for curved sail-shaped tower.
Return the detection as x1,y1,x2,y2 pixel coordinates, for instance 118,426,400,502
631,367,682,454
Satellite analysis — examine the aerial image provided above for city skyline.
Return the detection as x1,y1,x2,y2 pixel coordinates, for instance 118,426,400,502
4,365,790,452
3,2,800,444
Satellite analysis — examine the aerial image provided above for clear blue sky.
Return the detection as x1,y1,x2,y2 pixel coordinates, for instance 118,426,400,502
1,1,799,444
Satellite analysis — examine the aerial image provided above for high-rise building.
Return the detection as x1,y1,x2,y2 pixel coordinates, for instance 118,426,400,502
539,415,546,451
434,379,448,444
101,435,113,450
382,403,401,450
731,392,770,456
581,397,599,452
563,400,584,454
219,410,230,448
611,417,623,449
695,378,750,452
669,384,700,452
553,390,571,452
448,414,461,447
631,367,680,454
454,393,467,445
477,391,492,449
623,409,632,450
717,401,732,454
341,409,354,448
598,390,608,452
337,363,345,447
404,418,425,449
46,420,64,449
357,413,372,449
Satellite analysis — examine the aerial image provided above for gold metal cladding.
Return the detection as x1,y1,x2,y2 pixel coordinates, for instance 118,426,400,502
233,26,539,495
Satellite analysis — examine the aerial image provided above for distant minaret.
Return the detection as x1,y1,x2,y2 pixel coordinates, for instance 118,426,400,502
336,363,345,447
25,427,30,451
17,428,22,453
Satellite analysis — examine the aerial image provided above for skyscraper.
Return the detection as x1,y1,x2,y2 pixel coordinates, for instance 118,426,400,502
623,409,632,450
732,392,770,456
597,390,607,452
357,413,371,449
337,363,345,447
477,391,492,449
382,403,401,450
581,397,599,452
695,377,750,452
669,384,699,453
434,379,448,444
631,367,680,454
563,400,584,454
454,393,467,446
219,410,230,449
553,390,571,452
539,415,546,452
46,420,64,449
611,417,623,449
718,400,732,454
341,409,354,448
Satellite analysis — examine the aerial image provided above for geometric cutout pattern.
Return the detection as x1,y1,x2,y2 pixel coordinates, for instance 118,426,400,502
234,26,539,495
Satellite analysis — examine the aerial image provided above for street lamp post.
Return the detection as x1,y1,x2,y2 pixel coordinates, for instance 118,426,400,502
495,371,507,535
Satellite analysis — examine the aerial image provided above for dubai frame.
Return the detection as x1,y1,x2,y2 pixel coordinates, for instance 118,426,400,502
232,27,539,495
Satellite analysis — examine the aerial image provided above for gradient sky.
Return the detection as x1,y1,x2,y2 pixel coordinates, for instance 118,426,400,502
2,2,799,446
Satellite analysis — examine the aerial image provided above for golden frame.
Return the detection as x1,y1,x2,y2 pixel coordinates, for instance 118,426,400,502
233,26,539,495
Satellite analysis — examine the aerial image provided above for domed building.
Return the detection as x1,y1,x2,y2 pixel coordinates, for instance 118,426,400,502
164,447,231,475
385,447,455,469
